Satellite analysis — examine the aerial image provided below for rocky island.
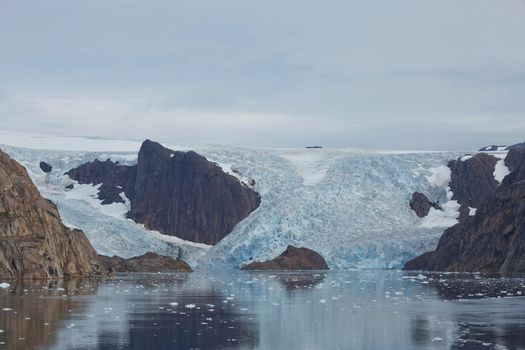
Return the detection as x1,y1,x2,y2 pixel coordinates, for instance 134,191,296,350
241,245,329,270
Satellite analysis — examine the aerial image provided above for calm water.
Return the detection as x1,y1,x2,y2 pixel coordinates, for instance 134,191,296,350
1,270,525,350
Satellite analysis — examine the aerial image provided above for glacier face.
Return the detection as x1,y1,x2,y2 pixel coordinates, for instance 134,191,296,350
0,135,461,269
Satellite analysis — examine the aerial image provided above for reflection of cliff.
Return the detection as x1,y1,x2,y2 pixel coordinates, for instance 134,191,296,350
0,279,98,349
87,284,260,350
410,273,525,349
423,273,525,300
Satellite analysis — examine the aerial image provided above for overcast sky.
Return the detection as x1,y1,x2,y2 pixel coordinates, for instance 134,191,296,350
1,0,524,150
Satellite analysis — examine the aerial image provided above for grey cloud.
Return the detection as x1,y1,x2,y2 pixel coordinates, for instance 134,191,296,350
0,0,524,150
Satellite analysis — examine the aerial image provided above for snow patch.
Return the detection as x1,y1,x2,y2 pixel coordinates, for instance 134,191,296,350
63,183,130,220
420,198,460,228
0,283,10,289
494,158,510,184
215,162,255,187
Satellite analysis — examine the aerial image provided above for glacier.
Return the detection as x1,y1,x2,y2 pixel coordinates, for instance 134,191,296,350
0,131,464,269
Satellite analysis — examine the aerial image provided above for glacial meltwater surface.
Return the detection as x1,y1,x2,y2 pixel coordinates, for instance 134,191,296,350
1,270,525,350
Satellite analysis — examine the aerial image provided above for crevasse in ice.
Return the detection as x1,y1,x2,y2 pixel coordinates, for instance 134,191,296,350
1,139,462,269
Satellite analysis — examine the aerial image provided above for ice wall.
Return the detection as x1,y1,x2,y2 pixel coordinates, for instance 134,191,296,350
1,136,461,269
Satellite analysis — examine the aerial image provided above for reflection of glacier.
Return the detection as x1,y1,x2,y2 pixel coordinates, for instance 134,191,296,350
1,134,461,269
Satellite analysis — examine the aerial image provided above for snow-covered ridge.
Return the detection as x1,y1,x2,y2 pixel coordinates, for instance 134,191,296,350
1,131,464,269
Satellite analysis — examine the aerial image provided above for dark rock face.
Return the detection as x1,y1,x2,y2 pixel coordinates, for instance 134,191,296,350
448,153,498,208
0,149,109,279
409,192,441,218
241,245,329,270
98,252,192,273
67,140,261,245
66,159,136,205
404,147,525,273
39,161,52,173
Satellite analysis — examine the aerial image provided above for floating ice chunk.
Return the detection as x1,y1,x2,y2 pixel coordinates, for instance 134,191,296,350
0,283,10,289
469,207,477,216
319,299,326,304
185,304,196,309
168,302,178,306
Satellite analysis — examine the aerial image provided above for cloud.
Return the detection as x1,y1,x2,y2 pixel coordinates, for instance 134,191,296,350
0,0,524,149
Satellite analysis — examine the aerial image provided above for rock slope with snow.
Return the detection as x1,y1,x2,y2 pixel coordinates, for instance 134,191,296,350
405,145,525,273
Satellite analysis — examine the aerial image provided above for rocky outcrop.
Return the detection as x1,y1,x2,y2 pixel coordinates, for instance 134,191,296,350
409,192,441,218
66,159,136,205
0,149,108,279
404,146,525,274
241,245,329,270
448,153,498,208
39,161,52,173
98,252,192,273
67,140,261,245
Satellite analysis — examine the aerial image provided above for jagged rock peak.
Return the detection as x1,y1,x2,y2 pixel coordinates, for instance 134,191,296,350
66,139,261,245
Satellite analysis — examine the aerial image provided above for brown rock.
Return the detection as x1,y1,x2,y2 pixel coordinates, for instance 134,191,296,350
241,245,329,270
0,149,109,279
409,192,441,218
67,140,261,245
98,252,192,273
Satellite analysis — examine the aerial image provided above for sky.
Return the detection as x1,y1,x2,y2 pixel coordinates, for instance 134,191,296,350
0,0,524,150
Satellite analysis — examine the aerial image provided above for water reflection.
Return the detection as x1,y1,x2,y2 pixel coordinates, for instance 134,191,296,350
1,270,525,349
0,279,98,349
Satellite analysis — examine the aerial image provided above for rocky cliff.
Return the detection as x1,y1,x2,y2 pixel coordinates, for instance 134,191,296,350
404,146,525,273
0,149,108,279
67,140,261,245
448,153,499,209
241,245,329,270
